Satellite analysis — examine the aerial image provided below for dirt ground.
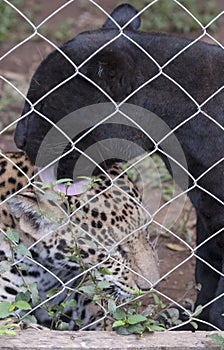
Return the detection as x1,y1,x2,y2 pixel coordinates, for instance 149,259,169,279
0,0,223,318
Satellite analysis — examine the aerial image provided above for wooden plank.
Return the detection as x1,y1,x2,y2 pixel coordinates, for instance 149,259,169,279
0,330,222,349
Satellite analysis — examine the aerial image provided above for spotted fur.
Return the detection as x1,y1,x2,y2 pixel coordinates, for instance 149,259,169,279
0,152,159,330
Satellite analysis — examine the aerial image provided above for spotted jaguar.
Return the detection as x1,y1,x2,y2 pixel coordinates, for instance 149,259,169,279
0,152,159,330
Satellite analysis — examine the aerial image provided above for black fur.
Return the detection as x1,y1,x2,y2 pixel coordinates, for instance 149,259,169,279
14,4,224,329
102,3,141,30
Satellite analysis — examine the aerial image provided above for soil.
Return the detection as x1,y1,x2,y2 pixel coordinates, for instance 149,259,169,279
0,0,223,320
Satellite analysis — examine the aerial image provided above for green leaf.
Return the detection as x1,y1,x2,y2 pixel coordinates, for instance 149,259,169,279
108,299,117,313
42,191,61,201
54,178,73,185
190,321,198,330
115,326,131,335
142,305,154,318
97,281,111,290
46,288,60,298
78,284,96,297
92,294,102,302
6,229,19,243
112,320,126,328
194,304,203,317
46,310,55,317
63,299,77,308
18,263,29,272
127,314,147,325
113,308,126,320
16,244,32,258
148,324,165,331
98,267,112,275
33,181,51,189
0,329,17,336
127,323,144,334
152,293,165,307
91,178,102,183
15,291,30,303
22,315,37,324
0,302,11,319
165,307,180,319
74,319,83,328
77,176,91,181
9,304,15,312
145,325,155,333
14,300,31,311
56,322,70,330
29,283,40,305
207,333,224,347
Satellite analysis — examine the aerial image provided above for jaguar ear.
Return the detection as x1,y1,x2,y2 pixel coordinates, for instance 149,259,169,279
102,4,141,30
8,191,39,217
7,191,55,232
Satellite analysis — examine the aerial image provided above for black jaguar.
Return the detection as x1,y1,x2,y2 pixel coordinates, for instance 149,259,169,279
14,3,224,330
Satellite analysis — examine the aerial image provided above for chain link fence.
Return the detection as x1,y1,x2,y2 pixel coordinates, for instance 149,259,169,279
0,0,223,334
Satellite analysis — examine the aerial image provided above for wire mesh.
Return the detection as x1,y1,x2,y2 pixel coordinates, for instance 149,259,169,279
0,0,223,332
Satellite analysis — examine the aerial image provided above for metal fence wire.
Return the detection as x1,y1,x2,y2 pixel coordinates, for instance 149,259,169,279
0,0,223,333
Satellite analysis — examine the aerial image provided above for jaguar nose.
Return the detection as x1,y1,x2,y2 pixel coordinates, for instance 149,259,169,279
14,129,26,149
136,281,153,291
14,120,27,149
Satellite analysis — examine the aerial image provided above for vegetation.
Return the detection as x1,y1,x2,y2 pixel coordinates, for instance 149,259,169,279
0,0,23,41
0,81,27,132
207,333,224,349
0,178,195,335
130,0,217,33
0,0,218,43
